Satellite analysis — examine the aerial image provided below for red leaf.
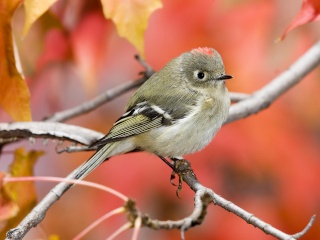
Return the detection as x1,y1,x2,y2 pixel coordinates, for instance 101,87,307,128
280,0,320,40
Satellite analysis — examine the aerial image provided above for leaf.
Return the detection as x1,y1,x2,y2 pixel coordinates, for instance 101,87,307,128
0,148,43,238
279,0,320,40
48,234,60,240
70,14,109,94
101,0,162,58
23,0,58,36
0,173,19,223
0,0,32,121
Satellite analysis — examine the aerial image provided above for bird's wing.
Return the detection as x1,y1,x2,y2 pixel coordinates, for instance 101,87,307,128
89,102,174,148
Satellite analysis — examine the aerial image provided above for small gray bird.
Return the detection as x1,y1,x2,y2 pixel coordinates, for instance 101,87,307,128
75,47,232,181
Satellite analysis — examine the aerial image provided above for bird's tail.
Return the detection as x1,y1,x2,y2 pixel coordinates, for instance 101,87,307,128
73,143,117,181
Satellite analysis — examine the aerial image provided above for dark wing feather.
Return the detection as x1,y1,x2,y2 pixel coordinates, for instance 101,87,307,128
90,102,173,148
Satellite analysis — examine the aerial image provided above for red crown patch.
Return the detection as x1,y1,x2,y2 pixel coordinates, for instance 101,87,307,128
191,47,214,56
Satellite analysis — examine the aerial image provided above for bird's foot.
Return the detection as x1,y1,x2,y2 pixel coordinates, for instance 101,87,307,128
156,155,196,198
170,158,195,198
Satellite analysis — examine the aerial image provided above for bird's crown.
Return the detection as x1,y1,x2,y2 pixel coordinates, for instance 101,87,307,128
191,47,215,56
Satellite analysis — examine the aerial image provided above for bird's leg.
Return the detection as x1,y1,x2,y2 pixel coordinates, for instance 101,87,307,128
156,156,195,198
156,155,178,183
171,158,197,198
168,157,181,186
157,155,175,171
156,155,182,197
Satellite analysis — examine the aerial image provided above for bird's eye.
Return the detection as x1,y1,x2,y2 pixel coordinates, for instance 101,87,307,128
194,70,207,81
197,72,205,79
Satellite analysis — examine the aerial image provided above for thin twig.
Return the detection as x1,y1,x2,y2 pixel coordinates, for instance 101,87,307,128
135,54,154,74
44,78,146,122
44,55,155,123
72,207,125,240
4,176,128,201
107,222,132,240
291,215,316,239
131,216,142,240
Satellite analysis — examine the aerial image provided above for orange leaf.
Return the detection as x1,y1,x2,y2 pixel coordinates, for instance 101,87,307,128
0,148,43,238
101,0,162,58
23,0,58,36
279,0,320,40
0,0,32,121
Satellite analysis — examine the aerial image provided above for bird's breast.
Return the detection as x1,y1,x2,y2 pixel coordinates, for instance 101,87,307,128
203,97,214,107
135,90,230,157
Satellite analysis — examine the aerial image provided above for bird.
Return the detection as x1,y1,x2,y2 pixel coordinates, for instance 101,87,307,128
73,47,232,182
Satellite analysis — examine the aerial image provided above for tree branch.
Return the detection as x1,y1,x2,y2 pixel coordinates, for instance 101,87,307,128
125,159,315,240
44,77,147,123
43,56,247,123
44,55,155,123
227,40,320,123
1,41,319,147
0,122,103,146
3,41,320,239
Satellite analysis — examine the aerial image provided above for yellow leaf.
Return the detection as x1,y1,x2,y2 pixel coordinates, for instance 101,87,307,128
101,0,162,58
23,0,58,36
0,0,32,121
0,172,19,223
48,234,60,240
8,148,43,178
0,148,43,238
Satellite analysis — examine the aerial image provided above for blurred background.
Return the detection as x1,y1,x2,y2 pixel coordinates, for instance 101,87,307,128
1,0,319,239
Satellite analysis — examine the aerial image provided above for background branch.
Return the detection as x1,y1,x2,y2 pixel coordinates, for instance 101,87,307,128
44,55,154,123
43,55,247,124
227,40,320,123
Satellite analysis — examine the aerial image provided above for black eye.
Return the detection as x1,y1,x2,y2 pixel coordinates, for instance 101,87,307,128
197,72,205,79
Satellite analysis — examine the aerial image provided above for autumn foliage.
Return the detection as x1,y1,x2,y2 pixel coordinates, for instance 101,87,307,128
0,0,320,239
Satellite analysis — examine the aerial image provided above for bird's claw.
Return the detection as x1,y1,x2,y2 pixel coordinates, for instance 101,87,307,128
170,170,183,199
157,155,195,199
170,171,177,186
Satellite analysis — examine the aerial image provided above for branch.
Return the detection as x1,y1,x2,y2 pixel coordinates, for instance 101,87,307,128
0,122,103,146
1,41,319,147
3,41,320,239
43,56,246,123
44,55,155,123
44,78,146,122
118,159,316,240
5,164,106,240
227,40,320,123
5,159,315,240
43,40,320,124
165,159,315,240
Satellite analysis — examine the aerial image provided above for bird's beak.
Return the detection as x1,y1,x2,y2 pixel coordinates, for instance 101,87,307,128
216,74,233,81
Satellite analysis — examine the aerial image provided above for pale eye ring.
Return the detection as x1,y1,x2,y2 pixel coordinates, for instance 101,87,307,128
194,70,207,81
